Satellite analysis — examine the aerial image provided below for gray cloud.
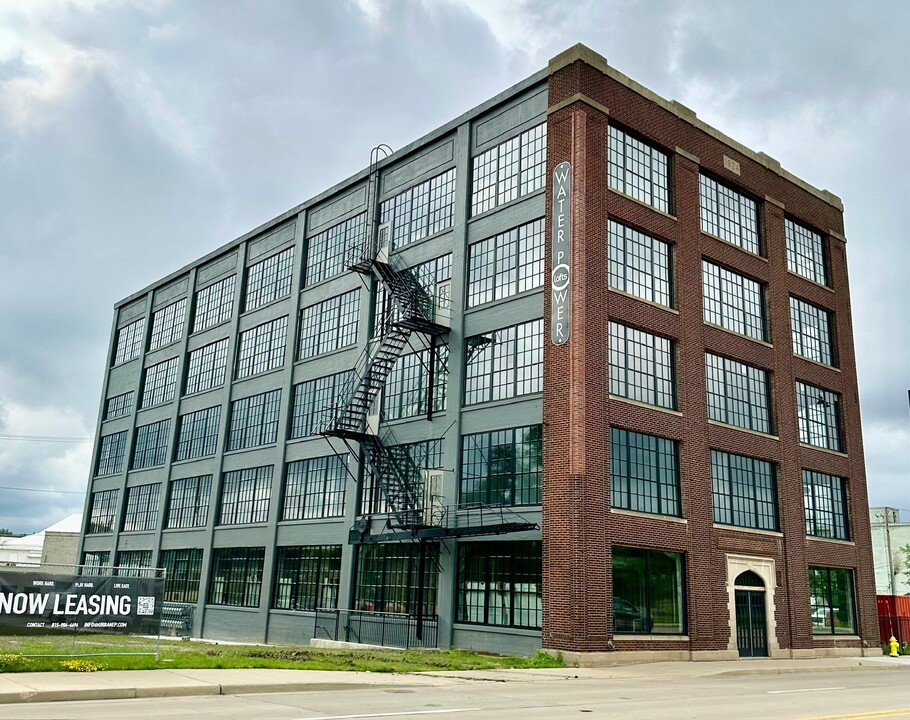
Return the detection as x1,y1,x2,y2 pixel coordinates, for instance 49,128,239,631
0,0,907,533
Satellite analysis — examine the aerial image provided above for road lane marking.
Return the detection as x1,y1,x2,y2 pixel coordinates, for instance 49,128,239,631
768,687,846,694
798,709,910,719
296,709,481,720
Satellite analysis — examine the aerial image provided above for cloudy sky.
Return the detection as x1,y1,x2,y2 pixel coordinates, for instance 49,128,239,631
0,0,907,534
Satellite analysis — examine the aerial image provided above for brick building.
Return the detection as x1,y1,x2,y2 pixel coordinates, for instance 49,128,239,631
79,44,877,661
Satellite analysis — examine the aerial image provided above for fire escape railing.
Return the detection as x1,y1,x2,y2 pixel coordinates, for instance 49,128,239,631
321,148,538,544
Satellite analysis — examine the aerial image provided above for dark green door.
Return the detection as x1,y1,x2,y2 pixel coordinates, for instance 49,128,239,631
735,589,768,657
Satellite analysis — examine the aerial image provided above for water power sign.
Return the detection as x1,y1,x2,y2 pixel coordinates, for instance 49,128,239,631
551,162,571,345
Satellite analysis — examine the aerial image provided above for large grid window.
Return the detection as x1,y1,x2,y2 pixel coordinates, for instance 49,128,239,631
384,345,448,421
374,255,451,336
702,261,767,341
160,548,204,602
305,213,367,286
96,431,128,476
282,455,347,520
193,275,235,333
610,428,680,517
289,371,354,439
613,547,685,634
219,466,273,525
790,296,834,366
361,439,443,515
355,543,439,615
786,218,828,286
457,541,541,629
380,168,456,249
467,219,544,307
699,175,760,254
711,450,778,531
273,545,342,611
244,247,294,312
608,321,676,409
461,425,541,507
208,547,265,607
113,319,144,366
185,338,229,395
796,381,843,452
87,489,119,534
808,566,855,635
131,419,170,470
236,316,288,378
141,357,179,409
471,123,546,216
705,353,772,434
804,471,849,540
165,475,212,529
175,405,221,461
115,550,152,576
227,389,281,451
149,298,187,350
298,291,359,360
464,319,542,405
607,125,670,213
121,482,160,532
104,391,134,420
608,220,672,307
81,551,110,575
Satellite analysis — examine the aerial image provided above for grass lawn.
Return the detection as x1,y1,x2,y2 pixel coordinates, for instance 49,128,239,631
0,634,563,673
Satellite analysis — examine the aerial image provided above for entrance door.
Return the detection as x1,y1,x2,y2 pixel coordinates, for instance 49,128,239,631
734,570,768,657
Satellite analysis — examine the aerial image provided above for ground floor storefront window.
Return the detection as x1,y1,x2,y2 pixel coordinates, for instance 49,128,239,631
457,541,541,629
354,543,439,615
808,566,856,634
612,546,685,634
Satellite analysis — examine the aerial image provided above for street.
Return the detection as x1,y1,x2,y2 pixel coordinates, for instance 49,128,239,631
4,668,910,720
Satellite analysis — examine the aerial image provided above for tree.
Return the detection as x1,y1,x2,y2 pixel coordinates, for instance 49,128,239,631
0,528,13,537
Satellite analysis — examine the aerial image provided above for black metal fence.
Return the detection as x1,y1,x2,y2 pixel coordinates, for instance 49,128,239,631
313,608,438,649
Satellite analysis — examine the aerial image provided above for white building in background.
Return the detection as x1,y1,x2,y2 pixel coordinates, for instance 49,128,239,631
0,514,82,568
869,507,910,597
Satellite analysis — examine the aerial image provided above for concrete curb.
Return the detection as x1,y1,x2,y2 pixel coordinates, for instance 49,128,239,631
1,659,908,704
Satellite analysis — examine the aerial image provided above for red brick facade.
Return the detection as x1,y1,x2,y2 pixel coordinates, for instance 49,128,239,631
542,46,877,657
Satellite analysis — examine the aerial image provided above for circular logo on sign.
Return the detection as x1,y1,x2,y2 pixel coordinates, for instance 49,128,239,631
551,264,570,291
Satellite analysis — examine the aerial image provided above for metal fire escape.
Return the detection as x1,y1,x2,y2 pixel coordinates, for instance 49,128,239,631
321,146,537,545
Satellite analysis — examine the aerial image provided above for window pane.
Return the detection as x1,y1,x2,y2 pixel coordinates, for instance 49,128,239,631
786,218,827,286
711,450,778,531
244,247,294,312
470,124,546,216
608,321,676,409
608,125,670,213
193,275,235,333
795,381,843,452
803,470,848,540
702,261,766,341
790,296,834,366
610,428,680,516
705,353,772,433
699,175,759,254
456,541,541,629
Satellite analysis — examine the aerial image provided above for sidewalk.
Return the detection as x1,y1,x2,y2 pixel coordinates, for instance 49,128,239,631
0,656,907,704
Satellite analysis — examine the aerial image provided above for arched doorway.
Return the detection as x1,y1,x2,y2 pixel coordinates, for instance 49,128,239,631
734,570,767,658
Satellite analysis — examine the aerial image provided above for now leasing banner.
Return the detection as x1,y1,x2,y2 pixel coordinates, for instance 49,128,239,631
0,570,164,635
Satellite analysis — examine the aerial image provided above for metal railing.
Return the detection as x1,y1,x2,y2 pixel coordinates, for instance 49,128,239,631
313,608,438,649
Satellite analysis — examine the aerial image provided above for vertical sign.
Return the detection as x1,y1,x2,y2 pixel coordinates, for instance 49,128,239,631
551,161,571,345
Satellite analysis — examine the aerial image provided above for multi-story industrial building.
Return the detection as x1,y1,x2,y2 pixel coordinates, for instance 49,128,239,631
78,44,878,661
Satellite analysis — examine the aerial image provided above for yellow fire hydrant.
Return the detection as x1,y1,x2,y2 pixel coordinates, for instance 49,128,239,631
889,636,900,657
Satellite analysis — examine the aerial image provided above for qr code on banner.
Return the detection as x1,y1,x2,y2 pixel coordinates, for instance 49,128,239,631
137,596,155,616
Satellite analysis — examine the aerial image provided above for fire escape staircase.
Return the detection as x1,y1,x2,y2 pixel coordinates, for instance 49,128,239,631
321,151,538,545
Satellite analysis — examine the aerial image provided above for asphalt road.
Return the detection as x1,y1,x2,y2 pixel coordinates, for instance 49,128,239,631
4,669,910,720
